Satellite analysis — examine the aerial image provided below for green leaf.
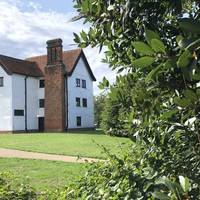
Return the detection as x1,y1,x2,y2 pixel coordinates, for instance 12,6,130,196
145,29,161,44
73,33,81,43
159,177,176,193
191,68,200,80
181,90,197,107
82,0,90,12
164,59,176,69
145,64,162,82
98,77,109,89
174,97,192,107
132,41,154,56
152,191,170,200
178,18,200,34
179,176,190,193
132,57,155,68
183,89,197,100
186,38,200,51
117,67,124,73
177,50,192,68
176,35,184,45
151,39,166,53
161,110,178,120
103,77,109,87
80,31,88,41
177,37,200,51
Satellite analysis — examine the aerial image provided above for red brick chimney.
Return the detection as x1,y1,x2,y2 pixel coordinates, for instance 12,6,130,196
44,39,66,132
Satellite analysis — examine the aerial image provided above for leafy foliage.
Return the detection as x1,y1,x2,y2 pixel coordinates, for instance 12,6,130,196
66,148,193,200
0,172,37,200
72,0,200,199
94,94,106,128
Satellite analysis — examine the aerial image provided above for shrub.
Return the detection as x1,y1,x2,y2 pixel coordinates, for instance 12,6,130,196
0,172,37,200
67,148,194,199
71,0,200,199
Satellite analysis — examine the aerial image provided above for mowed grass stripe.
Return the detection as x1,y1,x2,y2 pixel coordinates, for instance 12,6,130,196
0,158,86,191
0,131,131,158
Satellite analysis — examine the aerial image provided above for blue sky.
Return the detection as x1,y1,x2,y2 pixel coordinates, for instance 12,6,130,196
21,0,75,13
0,0,116,95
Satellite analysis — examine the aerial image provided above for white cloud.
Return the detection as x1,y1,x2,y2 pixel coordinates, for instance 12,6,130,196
0,0,116,95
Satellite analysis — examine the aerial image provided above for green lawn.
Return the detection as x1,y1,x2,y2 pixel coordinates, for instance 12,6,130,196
0,158,86,191
0,131,131,158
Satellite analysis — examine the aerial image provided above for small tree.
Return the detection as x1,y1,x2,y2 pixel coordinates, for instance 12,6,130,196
94,94,106,128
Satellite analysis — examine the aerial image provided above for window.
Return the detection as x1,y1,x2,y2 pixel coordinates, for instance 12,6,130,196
76,78,80,87
76,97,81,107
14,110,24,116
0,77,3,87
82,98,87,107
39,99,45,108
82,80,86,88
77,116,81,126
39,80,45,88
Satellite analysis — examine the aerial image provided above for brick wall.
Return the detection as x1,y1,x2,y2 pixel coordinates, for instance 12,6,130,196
44,39,66,132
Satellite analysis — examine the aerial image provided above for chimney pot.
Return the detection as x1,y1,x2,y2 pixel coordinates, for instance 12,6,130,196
46,38,63,65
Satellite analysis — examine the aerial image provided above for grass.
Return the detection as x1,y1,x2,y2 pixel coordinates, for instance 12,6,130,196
0,158,86,191
0,131,131,158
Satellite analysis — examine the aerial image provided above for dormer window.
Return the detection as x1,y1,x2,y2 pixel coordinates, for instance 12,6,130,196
0,77,3,87
76,78,80,87
82,80,86,88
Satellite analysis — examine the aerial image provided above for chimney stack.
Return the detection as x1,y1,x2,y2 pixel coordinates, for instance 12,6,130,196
44,38,66,132
47,38,63,65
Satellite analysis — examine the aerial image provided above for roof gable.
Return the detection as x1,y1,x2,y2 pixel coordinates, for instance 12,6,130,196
65,50,96,81
26,49,96,81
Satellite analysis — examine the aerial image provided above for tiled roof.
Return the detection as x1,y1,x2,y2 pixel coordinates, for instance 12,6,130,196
27,49,96,81
0,49,96,81
0,54,43,77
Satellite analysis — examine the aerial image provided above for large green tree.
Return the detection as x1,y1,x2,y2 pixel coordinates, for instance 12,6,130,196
70,0,200,199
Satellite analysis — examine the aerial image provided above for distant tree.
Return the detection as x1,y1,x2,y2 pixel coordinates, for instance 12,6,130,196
94,94,106,128
100,75,134,136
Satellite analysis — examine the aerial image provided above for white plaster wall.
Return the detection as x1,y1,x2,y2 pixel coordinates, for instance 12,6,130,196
12,74,25,131
67,57,94,129
12,74,39,131
37,78,44,117
26,77,39,130
0,66,13,131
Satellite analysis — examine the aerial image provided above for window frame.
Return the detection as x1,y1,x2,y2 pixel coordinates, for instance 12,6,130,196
76,78,80,87
76,97,81,107
39,99,45,108
14,109,24,116
39,80,45,88
0,77,4,87
76,116,81,126
82,79,86,88
82,98,87,107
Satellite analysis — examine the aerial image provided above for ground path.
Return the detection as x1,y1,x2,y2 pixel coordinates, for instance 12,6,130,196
0,148,101,163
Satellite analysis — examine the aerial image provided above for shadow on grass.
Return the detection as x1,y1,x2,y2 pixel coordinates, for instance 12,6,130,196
10,130,105,135
66,129,105,135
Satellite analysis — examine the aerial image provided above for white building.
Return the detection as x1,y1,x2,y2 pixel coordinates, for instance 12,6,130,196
0,39,96,132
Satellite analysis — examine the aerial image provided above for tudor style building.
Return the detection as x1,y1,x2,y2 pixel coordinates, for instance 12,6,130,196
0,39,96,132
